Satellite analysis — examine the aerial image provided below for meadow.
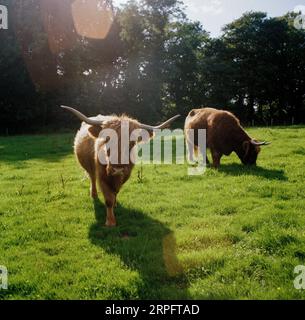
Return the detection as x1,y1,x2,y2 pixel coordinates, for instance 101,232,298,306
0,126,305,300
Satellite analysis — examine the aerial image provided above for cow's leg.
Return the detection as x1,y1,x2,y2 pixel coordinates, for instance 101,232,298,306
199,147,210,165
186,137,196,163
106,205,116,227
101,183,117,227
211,150,222,169
89,172,98,199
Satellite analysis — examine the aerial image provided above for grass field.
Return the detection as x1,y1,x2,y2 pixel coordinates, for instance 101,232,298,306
0,126,305,300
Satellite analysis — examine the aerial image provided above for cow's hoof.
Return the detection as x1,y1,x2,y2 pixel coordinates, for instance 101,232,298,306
105,220,117,227
90,189,98,199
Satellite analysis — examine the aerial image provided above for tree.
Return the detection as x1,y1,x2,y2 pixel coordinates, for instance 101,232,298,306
1,2,305,133
164,20,210,116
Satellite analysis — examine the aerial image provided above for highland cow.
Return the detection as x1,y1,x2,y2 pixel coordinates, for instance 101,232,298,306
185,108,270,168
62,106,179,227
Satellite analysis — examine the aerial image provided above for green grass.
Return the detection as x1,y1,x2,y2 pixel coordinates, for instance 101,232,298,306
0,126,305,300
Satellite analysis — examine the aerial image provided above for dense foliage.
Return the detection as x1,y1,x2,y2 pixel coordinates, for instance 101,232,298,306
0,0,305,133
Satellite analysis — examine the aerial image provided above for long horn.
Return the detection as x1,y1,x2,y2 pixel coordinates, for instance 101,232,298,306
138,115,180,131
251,140,271,146
61,105,105,126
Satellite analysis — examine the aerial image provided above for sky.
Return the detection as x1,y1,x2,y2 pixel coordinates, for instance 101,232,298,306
113,0,305,37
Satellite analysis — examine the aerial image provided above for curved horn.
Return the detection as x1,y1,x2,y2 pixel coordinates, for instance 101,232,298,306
251,140,271,146
138,115,180,131
61,105,105,126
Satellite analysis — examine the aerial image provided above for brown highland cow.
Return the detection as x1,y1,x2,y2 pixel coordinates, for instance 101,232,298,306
185,108,270,168
62,106,179,227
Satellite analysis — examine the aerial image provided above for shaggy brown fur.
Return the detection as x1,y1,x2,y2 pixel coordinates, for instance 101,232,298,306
185,108,267,168
62,105,179,227
74,115,152,227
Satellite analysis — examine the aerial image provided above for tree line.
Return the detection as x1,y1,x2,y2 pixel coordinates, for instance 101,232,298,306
0,0,305,134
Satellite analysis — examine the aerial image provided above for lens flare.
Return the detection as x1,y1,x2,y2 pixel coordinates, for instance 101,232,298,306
71,0,114,39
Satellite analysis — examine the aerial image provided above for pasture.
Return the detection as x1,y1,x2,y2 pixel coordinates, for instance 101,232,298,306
0,126,305,300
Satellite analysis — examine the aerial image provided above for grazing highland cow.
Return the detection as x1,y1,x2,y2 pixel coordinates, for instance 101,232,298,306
185,108,270,168
61,106,179,227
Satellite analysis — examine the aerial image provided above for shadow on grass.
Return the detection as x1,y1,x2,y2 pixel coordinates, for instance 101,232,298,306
219,164,287,181
89,199,189,300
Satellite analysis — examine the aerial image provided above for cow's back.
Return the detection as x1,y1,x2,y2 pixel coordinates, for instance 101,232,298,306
185,108,216,131
185,108,245,155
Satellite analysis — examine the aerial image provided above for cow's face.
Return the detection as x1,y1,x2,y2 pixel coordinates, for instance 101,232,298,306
88,119,154,169
242,141,261,166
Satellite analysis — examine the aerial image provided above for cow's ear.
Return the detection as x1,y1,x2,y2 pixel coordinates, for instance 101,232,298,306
88,126,102,138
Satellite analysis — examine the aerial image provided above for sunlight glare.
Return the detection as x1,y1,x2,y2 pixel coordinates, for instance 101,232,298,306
71,0,114,39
